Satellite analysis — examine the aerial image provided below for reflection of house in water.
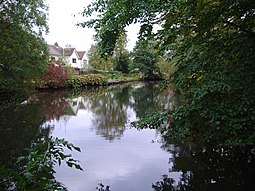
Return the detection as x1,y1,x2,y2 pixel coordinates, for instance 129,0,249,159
67,97,88,115
132,83,145,89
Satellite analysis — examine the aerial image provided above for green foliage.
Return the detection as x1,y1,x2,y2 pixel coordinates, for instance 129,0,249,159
66,75,81,88
0,0,48,34
156,57,174,79
87,33,131,73
0,20,49,94
131,39,162,80
82,69,121,78
113,33,131,73
132,112,170,129
0,0,49,94
152,174,175,191
104,71,122,79
115,52,130,73
82,0,255,145
87,44,115,70
167,0,255,144
66,74,108,88
0,136,83,190
65,65,75,78
80,0,161,56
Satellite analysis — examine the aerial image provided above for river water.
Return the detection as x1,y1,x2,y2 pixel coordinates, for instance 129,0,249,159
0,81,255,191
46,81,176,191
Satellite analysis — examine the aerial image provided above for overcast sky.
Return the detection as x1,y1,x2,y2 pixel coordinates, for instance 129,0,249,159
44,0,139,52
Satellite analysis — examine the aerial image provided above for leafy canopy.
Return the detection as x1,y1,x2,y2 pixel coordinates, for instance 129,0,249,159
80,0,166,56
88,43,115,70
0,0,49,34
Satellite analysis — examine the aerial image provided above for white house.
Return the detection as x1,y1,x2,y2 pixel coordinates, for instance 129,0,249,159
48,42,89,69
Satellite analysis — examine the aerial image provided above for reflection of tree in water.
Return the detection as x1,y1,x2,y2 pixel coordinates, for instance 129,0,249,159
87,82,174,141
0,97,82,190
130,82,174,118
0,97,49,167
29,85,132,141
153,139,255,191
31,91,73,121
88,85,131,141
0,97,54,190
19,82,173,143
29,87,108,121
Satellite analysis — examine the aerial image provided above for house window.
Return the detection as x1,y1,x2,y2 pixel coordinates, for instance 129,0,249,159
72,101,77,106
72,58,76,63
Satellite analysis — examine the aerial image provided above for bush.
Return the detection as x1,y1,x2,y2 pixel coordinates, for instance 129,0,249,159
41,63,68,88
65,75,81,88
66,74,108,88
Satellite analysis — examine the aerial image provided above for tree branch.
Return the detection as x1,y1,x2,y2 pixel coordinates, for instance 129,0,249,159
225,20,255,37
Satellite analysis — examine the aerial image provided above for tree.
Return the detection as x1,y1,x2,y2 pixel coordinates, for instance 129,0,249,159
113,33,130,73
87,34,131,72
80,0,255,144
88,43,114,70
0,0,48,34
131,38,161,79
0,0,49,95
164,0,255,144
115,52,130,73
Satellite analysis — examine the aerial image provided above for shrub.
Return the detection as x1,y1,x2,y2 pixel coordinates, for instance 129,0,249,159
66,74,108,88
66,75,81,88
41,63,68,88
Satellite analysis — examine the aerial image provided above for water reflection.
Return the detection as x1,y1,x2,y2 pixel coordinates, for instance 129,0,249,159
88,87,129,141
130,82,174,117
1,82,254,191
0,97,63,190
153,139,255,191
0,97,49,167
33,82,173,141
88,82,173,141
0,82,175,190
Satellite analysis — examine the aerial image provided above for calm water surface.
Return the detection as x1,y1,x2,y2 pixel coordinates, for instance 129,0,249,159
0,81,255,191
46,82,176,191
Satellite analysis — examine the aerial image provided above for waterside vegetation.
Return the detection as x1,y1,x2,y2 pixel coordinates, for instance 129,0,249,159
40,64,142,89
81,0,255,146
